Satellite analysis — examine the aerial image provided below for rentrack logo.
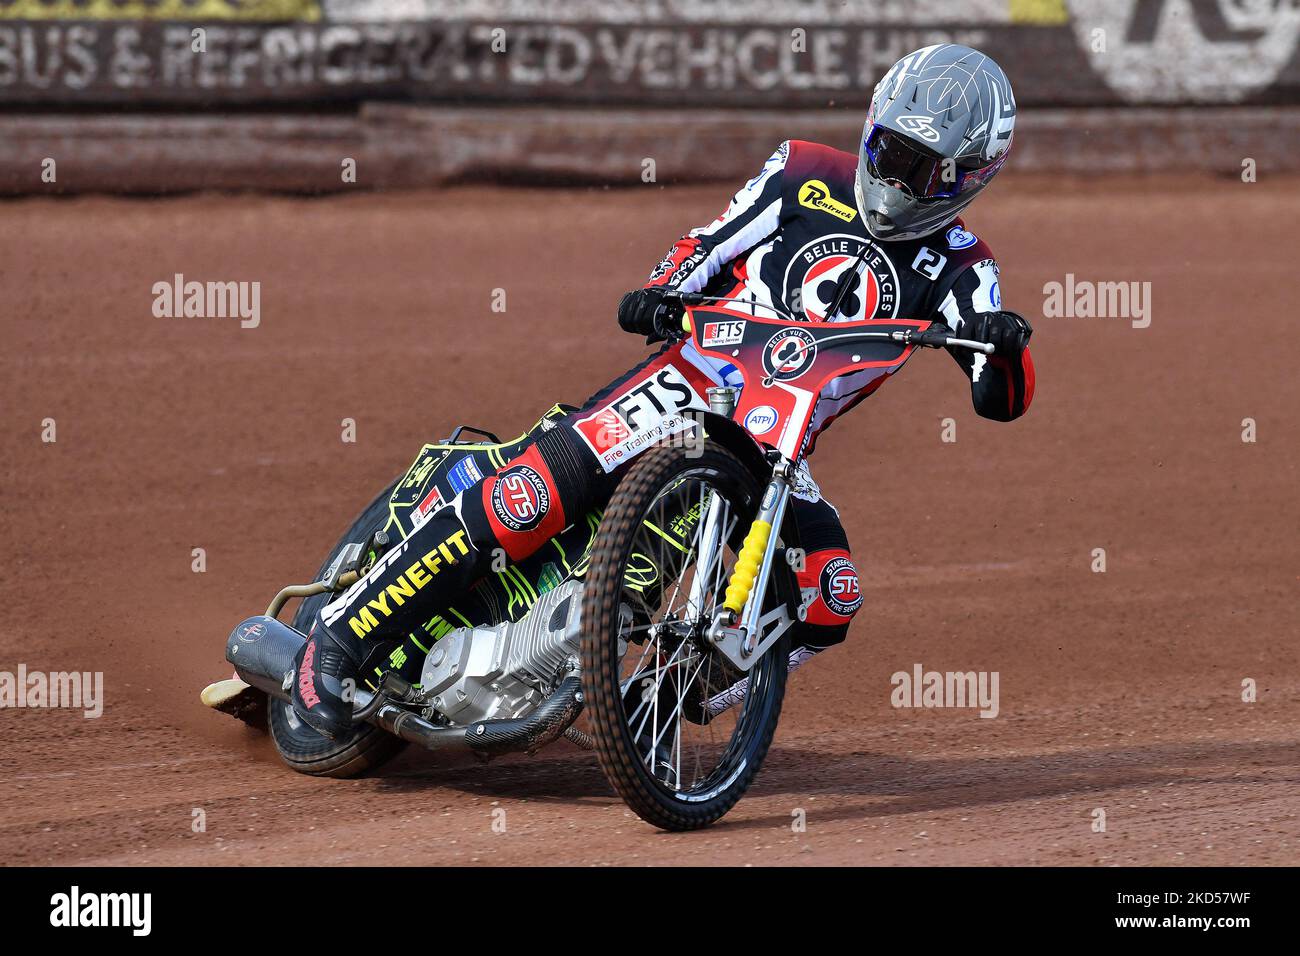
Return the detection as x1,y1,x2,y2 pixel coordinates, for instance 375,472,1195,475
797,179,858,222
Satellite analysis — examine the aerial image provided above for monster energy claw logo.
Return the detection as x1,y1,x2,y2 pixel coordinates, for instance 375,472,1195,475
624,551,659,590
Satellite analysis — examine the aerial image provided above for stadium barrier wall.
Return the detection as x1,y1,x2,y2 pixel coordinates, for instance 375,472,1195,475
1,1,1297,190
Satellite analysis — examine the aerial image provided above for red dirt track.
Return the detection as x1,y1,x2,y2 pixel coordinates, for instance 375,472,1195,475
2,175,1298,866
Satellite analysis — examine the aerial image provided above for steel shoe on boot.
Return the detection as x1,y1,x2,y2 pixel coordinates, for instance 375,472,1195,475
291,625,364,738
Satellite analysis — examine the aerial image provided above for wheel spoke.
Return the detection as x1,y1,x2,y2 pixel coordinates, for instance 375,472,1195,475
617,479,740,790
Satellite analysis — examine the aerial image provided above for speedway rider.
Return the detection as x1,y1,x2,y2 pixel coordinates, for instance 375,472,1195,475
293,44,1035,738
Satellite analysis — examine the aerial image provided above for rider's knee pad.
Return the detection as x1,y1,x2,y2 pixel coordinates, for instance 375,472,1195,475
792,545,862,650
477,428,607,562
787,495,860,650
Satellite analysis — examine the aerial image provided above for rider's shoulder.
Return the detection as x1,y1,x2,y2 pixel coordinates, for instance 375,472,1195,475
784,140,857,181
924,218,998,276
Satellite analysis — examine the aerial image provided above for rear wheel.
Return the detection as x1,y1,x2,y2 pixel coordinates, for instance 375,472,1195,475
267,480,408,778
581,442,791,831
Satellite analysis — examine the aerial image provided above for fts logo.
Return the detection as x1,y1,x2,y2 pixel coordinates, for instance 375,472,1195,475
702,319,746,348
573,365,705,472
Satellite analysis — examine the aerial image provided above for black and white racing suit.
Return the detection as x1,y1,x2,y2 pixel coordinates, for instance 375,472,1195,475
291,140,1034,734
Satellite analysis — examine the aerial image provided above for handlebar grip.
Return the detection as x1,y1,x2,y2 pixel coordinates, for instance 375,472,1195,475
909,329,951,348
650,301,689,343
659,291,704,307
901,329,995,354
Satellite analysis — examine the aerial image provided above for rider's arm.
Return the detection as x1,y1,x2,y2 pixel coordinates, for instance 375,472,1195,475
644,141,789,292
619,142,789,340
937,258,1035,422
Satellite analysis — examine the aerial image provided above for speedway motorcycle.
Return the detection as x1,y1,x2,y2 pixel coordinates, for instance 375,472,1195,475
202,294,992,831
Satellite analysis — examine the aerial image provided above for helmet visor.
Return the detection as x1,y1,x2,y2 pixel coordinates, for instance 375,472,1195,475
863,124,962,199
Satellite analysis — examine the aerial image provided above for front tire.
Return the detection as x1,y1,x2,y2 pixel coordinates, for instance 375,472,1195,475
581,441,790,831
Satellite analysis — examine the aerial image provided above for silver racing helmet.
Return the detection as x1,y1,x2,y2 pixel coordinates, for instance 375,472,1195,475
855,44,1016,242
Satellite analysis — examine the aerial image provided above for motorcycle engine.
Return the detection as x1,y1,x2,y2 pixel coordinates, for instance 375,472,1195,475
419,579,583,726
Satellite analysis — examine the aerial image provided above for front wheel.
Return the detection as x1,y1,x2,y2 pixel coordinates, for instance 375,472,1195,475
581,441,790,831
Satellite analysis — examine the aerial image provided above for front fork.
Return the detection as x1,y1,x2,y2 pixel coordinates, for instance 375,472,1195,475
695,456,794,666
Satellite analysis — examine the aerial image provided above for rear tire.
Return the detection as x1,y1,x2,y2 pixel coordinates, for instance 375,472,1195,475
267,480,408,778
267,694,406,778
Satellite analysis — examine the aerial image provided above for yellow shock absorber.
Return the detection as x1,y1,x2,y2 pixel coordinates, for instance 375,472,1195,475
723,519,772,615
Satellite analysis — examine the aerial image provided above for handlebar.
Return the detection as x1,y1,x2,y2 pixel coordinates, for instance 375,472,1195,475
889,327,996,355
660,291,995,356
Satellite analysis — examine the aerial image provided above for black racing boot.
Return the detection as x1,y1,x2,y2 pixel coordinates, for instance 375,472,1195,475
291,622,365,739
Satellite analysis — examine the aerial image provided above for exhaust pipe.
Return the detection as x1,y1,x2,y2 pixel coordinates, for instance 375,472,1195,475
366,673,585,757
225,615,305,701
464,675,584,756
368,699,467,751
